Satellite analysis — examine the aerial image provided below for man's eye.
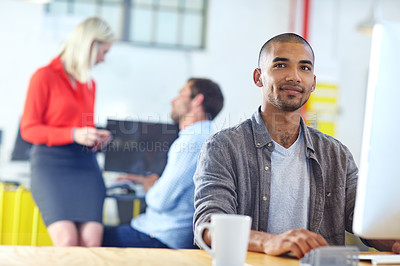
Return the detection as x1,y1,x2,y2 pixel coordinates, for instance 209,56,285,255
275,63,285,68
301,66,311,71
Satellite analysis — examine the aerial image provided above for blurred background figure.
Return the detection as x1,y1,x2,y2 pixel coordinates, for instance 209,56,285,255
102,78,224,249
20,17,114,247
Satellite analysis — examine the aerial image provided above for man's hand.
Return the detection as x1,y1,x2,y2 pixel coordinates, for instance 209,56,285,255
392,241,400,253
73,127,112,150
202,227,328,259
116,173,159,192
248,229,329,258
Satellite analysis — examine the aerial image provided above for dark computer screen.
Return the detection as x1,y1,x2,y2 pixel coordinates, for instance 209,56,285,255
103,119,179,176
11,127,32,161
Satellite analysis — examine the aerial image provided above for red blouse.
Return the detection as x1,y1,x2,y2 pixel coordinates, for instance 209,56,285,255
21,57,96,146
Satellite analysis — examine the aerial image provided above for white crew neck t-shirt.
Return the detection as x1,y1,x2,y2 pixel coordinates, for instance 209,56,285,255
267,127,311,234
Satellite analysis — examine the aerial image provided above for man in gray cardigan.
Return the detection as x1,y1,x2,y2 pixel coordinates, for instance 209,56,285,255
193,33,400,258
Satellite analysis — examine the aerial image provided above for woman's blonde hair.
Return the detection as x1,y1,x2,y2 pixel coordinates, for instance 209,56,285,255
60,17,114,83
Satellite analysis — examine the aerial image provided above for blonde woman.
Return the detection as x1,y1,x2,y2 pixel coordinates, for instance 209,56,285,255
21,17,114,246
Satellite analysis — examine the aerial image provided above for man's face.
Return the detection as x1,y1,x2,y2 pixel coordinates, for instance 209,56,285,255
170,81,194,123
257,42,316,112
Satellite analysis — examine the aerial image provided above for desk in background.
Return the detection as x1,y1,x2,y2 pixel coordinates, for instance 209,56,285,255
104,194,145,225
103,172,147,225
0,246,381,266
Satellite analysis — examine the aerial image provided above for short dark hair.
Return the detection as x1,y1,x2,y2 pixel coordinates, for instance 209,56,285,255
258,33,315,68
188,78,224,120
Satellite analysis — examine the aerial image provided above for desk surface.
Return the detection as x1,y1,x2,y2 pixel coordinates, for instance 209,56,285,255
0,246,381,266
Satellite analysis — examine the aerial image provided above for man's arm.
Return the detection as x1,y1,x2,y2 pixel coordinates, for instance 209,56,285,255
248,229,328,258
193,135,239,240
116,173,159,192
202,228,328,258
145,137,204,211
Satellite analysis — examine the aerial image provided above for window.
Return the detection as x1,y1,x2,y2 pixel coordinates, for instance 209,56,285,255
45,0,208,50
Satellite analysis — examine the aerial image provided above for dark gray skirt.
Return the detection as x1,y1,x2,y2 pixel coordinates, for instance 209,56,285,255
30,144,106,226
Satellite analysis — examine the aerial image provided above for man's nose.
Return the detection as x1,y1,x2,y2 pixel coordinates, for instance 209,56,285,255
285,67,301,82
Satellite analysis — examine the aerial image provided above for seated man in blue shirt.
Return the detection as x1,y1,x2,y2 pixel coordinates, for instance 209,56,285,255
102,78,224,249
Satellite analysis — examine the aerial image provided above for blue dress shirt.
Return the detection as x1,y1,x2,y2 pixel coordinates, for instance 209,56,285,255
132,120,214,249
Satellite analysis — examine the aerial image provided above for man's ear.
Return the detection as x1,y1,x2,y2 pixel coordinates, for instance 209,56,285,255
253,68,263,87
191,93,204,107
311,75,316,92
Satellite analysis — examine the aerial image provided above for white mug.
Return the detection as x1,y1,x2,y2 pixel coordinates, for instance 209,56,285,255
195,214,252,266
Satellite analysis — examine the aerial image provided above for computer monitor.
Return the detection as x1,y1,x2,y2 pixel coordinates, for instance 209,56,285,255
103,119,179,176
353,22,400,239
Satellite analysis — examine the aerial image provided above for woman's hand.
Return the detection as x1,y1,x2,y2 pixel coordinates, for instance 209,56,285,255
73,127,112,150
92,129,112,151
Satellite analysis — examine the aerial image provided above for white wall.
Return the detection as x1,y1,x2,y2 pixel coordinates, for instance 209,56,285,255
1,0,400,175
310,0,400,163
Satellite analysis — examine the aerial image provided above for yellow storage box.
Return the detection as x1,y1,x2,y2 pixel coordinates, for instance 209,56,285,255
0,182,52,246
